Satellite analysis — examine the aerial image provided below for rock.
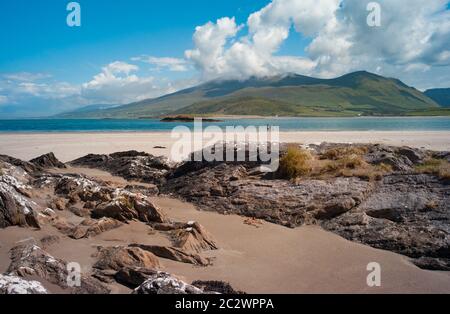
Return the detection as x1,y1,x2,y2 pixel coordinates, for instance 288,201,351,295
93,246,161,272
68,206,91,218
321,174,450,270
93,194,167,223
30,153,66,169
0,175,40,229
115,267,157,289
70,218,123,239
133,272,205,295
192,281,245,294
162,162,372,227
0,274,48,294
0,155,42,174
7,244,109,294
130,244,210,266
172,222,218,253
124,185,159,197
70,151,175,185
314,197,357,220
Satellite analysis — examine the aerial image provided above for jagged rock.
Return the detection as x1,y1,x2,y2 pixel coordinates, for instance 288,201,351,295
0,274,48,294
0,155,42,173
172,222,218,253
7,244,109,294
192,280,245,294
0,172,40,229
70,151,175,185
93,246,161,272
115,267,157,289
124,185,159,197
30,153,66,169
133,272,205,295
163,163,372,227
70,218,123,239
92,194,167,223
321,174,450,270
130,244,210,266
68,206,91,218
55,175,112,203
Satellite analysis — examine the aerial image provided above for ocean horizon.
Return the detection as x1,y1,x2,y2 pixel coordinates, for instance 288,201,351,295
1,117,450,133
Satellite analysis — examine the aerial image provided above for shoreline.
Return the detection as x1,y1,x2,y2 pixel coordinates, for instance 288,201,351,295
0,131,449,162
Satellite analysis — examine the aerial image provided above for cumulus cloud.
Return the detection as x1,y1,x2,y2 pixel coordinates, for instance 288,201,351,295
185,0,450,85
132,56,189,72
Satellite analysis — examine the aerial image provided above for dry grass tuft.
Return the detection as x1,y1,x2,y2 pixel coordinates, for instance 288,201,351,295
278,146,313,179
416,158,450,180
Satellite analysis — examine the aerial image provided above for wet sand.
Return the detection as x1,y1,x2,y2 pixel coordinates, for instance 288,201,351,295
0,131,449,162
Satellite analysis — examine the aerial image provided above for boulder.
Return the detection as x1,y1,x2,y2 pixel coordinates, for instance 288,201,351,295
0,275,48,294
7,244,109,294
93,246,161,272
92,194,167,223
30,153,66,169
70,218,123,239
130,244,210,266
115,267,157,289
133,272,204,295
192,280,245,294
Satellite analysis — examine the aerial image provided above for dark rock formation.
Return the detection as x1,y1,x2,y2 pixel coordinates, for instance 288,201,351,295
93,246,161,272
115,267,157,289
30,153,66,169
70,151,174,185
133,272,205,294
7,245,109,294
130,244,210,266
192,280,245,294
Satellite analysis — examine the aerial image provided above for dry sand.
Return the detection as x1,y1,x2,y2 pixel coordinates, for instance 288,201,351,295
1,193,449,294
0,131,449,162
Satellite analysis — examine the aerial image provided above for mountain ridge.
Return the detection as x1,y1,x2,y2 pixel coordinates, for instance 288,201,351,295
55,71,448,118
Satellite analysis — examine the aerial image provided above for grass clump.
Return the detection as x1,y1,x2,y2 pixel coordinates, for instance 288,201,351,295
278,146,313,179
415,158,450,180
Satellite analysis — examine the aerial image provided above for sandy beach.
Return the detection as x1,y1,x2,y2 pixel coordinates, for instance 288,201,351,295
1,131,449,162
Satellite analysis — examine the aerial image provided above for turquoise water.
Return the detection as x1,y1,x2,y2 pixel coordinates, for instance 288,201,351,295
0,117,449,132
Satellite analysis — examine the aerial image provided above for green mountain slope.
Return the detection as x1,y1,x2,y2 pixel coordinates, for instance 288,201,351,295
425,88,450,107
58,71,443,118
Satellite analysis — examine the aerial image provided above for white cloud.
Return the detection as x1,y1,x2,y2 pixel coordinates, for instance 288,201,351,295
185,0,450,86
2,72,52,82
132,56,189,72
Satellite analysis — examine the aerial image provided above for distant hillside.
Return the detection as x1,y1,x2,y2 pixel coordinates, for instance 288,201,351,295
425,88,450,107
55,104,119,118
57,71,444,118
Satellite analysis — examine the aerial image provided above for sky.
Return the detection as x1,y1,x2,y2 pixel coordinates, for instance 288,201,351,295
0,0,449,118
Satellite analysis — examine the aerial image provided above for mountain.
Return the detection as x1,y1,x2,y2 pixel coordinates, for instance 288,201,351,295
425,88,450,107
57,71,444,118
55,104,120,118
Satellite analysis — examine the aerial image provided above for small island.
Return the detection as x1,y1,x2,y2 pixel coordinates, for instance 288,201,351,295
160,115,223,122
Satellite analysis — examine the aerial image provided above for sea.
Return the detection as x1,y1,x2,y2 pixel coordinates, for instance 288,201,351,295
0,117,449,133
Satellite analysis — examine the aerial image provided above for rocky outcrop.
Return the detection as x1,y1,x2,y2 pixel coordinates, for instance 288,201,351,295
30,153,66,169
70,151,175,185
130,244,210,266
92,193,167,223
0,274,48,294
163,163,372,227
7,244,109,294
133,272,205,294
93,246,161,272
153,221,218,253
69,218,123,239
192,280,245,294
0,164,40,229
0,155,42,174
115,267,157,289
321,174,450,270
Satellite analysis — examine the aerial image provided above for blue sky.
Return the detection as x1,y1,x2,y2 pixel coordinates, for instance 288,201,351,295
0,0,449,118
